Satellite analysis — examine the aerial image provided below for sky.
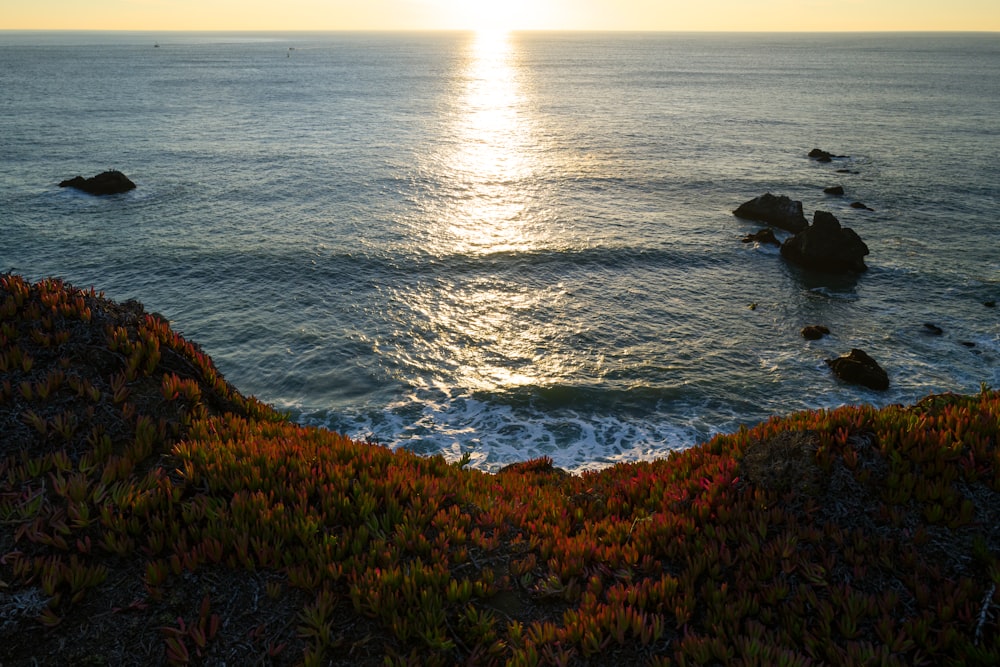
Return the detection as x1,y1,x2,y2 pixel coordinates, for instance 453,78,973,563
2,0,999,32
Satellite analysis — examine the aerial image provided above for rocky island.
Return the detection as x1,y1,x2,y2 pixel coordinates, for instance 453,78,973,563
58,170,136,195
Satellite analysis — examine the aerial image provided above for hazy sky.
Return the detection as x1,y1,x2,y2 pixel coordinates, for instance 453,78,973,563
3,0,999,32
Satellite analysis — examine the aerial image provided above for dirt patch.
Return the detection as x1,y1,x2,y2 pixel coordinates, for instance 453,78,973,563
738,429,825,497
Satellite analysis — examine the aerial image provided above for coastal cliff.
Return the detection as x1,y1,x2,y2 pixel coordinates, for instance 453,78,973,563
2,274,999,665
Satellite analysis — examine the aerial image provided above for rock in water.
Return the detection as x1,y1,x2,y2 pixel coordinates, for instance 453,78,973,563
826,349,889,390
922,323,944,336
809,148,848,162
733,193,809,233
59,170,136,195
780,210,869,273
801,325,830,340
741,228,781,247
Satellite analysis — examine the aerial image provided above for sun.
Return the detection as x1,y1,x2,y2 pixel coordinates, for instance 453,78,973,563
430,0,542,32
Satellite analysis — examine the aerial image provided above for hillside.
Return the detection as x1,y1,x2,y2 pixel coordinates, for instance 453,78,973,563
1,273,999,665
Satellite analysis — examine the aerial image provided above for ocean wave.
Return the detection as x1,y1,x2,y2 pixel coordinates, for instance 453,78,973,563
469,382,687,413
295,385,732,473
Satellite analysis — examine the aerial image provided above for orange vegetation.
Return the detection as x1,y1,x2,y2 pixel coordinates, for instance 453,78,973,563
1,273,999,665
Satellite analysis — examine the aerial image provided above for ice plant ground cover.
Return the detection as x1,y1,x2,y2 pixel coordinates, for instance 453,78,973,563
1,273,999,666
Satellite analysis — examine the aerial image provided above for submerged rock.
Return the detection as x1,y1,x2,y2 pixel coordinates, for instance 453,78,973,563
826,348,889,391
923,323,944,336
810,149,833,162
809,148,848,162
733,193,808,233
741,228,780,247
59,170,136,195
823,185,845,195
850,201,874,211
781,210,869,274
801,325,830,340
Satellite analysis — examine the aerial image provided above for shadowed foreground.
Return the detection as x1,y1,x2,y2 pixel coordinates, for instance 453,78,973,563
1,273,999,665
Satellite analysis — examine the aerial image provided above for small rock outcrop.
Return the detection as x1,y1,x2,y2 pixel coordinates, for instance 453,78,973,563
781,211,869,273
823,185,844,195
733,193,808,233
850,201,874,211
801,325,830,340
826,349,889,390
809,148,848,163
741,228,780,247
59,170,136,195
922,323,944,336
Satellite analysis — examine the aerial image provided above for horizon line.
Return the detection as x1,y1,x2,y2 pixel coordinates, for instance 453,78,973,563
2,28,998,34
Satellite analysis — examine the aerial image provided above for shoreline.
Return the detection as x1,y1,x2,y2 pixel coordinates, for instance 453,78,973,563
3,273,999,664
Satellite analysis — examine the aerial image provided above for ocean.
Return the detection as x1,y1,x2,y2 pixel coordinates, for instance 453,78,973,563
1,30,998,472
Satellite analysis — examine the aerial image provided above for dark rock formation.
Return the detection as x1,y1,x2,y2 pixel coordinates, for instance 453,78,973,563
733,193,808,233
59,170,136,195
837,169,860,174
850,201,874,211
801,325,830,340
741,228,781,247
923,323,944,336
809,148,848,162
826,349,889,390
985,301,996,308
823,185,844,195
781,211,869,273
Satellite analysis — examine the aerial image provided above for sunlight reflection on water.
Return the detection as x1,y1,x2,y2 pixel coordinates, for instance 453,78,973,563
404,31,572,393
440,30,536,254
